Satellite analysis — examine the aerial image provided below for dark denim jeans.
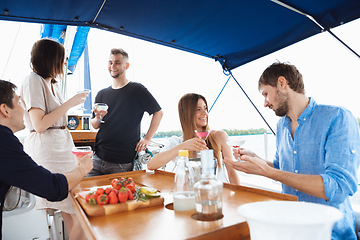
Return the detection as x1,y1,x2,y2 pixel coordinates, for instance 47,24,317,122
86,154,133,177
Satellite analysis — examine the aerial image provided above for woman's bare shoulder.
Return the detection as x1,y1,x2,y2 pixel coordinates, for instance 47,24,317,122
211,130,229,141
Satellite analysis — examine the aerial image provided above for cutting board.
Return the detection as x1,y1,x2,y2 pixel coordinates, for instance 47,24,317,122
74,192,164,217
73,181,164,217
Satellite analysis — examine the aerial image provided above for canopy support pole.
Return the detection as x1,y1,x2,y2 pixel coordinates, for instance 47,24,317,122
83,40,92,114
271,0,360,60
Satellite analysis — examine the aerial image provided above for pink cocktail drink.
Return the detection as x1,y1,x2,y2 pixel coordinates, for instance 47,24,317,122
195,130,210,140
72,146,92,157
194,130,210,159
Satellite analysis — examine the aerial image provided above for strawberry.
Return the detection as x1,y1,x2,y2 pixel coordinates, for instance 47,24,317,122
108,192,118,204
118,187,128,203
88,193,99,205
105,187,112,195
127,188,134,200
96,187,105,195
85,192,94,202
96,194,109,205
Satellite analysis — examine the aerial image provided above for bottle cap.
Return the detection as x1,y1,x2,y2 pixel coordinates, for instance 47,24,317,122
178,150,189,157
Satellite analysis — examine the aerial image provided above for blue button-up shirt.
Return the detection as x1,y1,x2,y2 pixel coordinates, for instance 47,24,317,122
274,98,360,240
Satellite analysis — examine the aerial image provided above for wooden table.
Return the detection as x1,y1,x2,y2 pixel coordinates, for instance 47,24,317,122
70,170,297,240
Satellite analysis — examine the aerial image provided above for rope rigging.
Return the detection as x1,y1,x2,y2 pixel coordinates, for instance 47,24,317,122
210,63,276,136
208,70,231,113
1,23,22,80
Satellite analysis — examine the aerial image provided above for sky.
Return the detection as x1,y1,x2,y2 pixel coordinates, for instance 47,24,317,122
1,18,360,134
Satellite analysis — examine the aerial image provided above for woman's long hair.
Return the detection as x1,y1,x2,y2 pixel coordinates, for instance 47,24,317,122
178,93,221,167
30,38,65,83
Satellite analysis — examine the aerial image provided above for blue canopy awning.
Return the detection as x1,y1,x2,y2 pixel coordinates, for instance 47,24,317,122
1,0,360,70
40,24,90,73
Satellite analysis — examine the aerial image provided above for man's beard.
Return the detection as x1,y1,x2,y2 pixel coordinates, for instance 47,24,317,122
111,73,120,78
274,90,289,117
111,68,125,79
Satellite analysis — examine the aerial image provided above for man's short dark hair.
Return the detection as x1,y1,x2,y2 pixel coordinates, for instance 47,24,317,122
110,48,129,62
258,62,305,94
0,80,17,108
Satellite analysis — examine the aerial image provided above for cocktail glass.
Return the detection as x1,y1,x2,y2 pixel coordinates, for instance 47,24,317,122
77,89,91,111
194,130,210,159
71,146,92,158
226,137,245,161
194,130,210,140
94,103,108,123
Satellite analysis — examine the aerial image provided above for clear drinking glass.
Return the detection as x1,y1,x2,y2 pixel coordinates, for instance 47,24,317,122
77,89,91,111
94,103,108,123
226,136,245,161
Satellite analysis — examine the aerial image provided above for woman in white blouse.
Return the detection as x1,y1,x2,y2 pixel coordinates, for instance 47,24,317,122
20,39,88,240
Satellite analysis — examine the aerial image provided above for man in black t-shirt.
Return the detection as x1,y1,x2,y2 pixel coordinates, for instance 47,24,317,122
88,48,163,176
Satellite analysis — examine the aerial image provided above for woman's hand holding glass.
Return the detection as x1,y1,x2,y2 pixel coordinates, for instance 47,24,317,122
67,91,89,109
181,138,208,152
77,89,91,111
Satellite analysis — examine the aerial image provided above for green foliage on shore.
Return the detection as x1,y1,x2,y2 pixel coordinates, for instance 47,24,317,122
358,118,360,127
151,128,268,138
221,128,268,136
153,130,182,138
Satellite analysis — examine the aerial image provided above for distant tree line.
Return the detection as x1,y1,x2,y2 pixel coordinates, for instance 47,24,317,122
358,118,360,127
150,128,268,138
222,128,267,136
152,131,182,138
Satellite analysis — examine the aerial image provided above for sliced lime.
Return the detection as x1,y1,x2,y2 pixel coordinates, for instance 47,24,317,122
145,192,161,198
140,187,158,194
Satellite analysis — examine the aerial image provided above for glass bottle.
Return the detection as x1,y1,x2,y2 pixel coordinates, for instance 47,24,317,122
173,150,196,211
194,149,223,221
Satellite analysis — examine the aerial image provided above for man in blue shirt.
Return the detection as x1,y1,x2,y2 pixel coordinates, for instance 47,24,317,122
0,80,93,239
224,62,360,240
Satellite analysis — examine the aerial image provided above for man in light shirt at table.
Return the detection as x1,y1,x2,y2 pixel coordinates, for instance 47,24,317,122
224,62,360,240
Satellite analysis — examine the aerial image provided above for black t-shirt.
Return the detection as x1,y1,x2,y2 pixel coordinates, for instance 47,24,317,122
0,125,68,238
93,82,161,163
